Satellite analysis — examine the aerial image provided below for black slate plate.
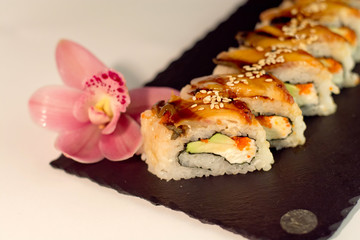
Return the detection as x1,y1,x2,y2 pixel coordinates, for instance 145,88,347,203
50,0,360,239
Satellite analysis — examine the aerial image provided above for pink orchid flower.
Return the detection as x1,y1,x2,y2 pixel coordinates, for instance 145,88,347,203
29,39,178,163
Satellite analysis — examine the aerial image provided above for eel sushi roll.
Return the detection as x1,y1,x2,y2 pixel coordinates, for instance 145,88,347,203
294,0,360,10
213,46,340,116
239,22,359,87
140,96,273,181
180,74,306,150
260,0,360,60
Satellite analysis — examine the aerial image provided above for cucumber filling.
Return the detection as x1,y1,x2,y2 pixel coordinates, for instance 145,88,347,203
181,133,257,167
285,83,319,107
256,115,292,140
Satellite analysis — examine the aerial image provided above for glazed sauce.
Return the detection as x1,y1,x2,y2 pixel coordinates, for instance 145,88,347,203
197,75,294,104
153,96,254,125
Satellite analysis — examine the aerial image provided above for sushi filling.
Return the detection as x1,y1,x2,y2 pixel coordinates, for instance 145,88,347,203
285,83,319,107
256,115,292,140
179,133,257,169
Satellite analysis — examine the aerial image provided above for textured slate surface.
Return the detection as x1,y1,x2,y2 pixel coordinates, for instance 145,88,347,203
50,0,360,239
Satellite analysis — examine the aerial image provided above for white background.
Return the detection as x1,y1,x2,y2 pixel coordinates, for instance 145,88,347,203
1,0,359,239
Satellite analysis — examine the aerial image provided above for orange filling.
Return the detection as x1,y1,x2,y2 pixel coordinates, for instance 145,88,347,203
232,136,251,151
296,83,314,95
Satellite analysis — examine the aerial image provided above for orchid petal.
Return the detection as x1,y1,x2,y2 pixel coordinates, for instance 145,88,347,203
73,93,91,122
29,86,87,132
99,114,142,161
56,39,107,89
55,124,103,163
127,87,179,123
101,104,120,135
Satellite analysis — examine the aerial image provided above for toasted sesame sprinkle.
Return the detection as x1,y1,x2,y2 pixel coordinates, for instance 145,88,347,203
256,46,264,51
203,95,211,103
241,79,249,85
291,8,298,15
222,97,231,103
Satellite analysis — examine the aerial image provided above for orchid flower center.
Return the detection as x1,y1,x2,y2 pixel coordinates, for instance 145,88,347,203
84,70,130,130
94,97,113,118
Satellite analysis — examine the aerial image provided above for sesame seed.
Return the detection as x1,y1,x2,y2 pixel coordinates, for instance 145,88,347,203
249,76,255,79
198,107,205,111
291,8,298,15
265,78,273,82
190,104,197,108
203,95,211,103
219,103,224,108
258,59,266,66
214,104,220,109
192,96,196,101
222,97,231,103
207,90,212,94
241,79,249,84
200,90,207,93
256,46,264,51
237,74,244,78
210,103,215,109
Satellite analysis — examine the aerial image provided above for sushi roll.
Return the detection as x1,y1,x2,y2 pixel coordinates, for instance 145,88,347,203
140,96,274,181
293,0,360,10
259,0,360,60
238,22,359,87
180,74,306,150
213,46,339,116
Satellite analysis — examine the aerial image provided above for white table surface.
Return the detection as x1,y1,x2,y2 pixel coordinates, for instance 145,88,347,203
1,0,359,239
